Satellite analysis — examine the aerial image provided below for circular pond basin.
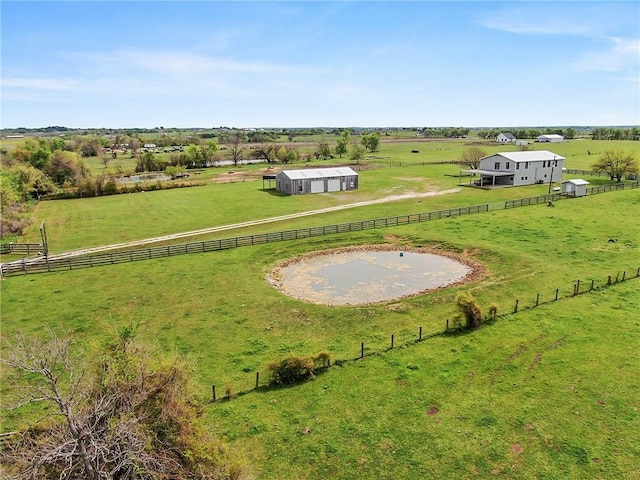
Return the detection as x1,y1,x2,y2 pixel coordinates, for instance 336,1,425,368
269,246,479,305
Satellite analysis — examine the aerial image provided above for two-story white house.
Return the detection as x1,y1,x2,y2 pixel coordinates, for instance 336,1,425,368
461,150,564,187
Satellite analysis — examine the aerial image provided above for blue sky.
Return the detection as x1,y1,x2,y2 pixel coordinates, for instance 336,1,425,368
2,1,639,129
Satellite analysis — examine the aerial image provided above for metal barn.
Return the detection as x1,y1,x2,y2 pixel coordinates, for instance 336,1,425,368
275,167,359,195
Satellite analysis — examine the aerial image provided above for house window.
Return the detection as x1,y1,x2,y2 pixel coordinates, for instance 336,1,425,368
525,162,529,169
494,162,500,170
506,162,510,169
516,163,520,170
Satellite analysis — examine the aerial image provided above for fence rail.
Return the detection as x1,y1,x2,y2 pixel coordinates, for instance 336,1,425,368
1,181,638,278
209,267,639,401
0,243,45,256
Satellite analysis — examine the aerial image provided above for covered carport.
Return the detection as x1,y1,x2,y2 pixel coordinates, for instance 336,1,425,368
459,169,514,187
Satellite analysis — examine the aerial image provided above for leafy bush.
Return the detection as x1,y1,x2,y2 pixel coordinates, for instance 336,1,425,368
267,352,331,386
455,292,483,329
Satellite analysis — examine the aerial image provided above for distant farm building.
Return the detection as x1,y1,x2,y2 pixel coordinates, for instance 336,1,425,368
536,134,564,143
461,150,564,187
562,179,590,197
497,133,516,144
275,167,359,195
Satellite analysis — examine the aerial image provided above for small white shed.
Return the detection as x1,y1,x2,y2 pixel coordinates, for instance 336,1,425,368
562,179,590,197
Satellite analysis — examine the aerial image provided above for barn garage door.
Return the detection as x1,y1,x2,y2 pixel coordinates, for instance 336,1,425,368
327,179,340,192
311,180,324,193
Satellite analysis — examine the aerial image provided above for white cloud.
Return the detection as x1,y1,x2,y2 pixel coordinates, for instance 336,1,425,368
574,37,640,72
477,10,595,36
3,48,327,100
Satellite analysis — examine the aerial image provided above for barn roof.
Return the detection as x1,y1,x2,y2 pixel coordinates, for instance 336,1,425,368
537,134,564,139
484,150,565,162
279,167,358,180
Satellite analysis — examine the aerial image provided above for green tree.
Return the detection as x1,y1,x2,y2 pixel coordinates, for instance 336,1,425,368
165,165,186,179
44,150,90,187
315,139,332,160
0,172,30,238
255,143,277,164
186,140,218,168
591,150,638,182
1,328,249,480
361,132,380,152
285,149,298,164
334,129,350,158
349,143,366,165
9,164,56,200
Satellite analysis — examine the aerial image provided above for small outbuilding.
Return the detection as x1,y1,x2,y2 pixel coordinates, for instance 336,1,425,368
536,134,564,143
562,179,590,197
276,167,359,195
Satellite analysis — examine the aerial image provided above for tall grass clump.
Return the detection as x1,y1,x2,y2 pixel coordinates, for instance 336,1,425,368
455,292,483,329
266,352,331,386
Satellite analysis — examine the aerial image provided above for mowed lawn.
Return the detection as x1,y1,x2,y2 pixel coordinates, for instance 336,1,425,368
1,139,639,479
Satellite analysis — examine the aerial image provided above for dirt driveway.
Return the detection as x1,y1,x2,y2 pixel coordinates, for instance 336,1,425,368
42,188,461,260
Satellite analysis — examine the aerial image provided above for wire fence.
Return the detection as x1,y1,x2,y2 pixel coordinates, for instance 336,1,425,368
1,181,638,278
209,266,639,402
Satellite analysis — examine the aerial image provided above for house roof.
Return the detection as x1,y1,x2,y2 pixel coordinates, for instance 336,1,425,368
483,150,565,163
499,133,516,139
279,167,358,180
563,179,590,185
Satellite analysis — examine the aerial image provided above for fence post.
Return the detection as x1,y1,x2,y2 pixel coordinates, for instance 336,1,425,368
391,334,394,349
637,267,640,278
615,273,619,283
361,342,364,359
255,372,260,389
211,385,216,403
419,326,423,340
535,293,540,306
576,279,580,295
622,271,626,282
555,288,559,301
590,280,595,291
446,319,449,331
514,299,519,313
607,275,612,286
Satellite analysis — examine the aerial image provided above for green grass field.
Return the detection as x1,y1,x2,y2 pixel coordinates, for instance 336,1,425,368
1,138,639,479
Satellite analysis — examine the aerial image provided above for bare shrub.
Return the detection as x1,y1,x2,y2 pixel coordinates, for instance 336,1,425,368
1,327,251,480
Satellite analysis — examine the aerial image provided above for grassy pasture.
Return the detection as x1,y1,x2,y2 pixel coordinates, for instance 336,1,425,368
1,139,638,479
15,139,636,253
